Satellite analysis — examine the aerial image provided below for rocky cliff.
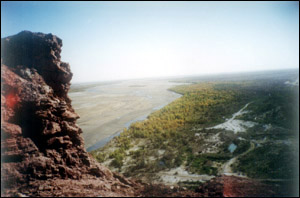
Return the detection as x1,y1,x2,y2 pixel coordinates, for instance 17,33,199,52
1,31,280,197
1,31,144,197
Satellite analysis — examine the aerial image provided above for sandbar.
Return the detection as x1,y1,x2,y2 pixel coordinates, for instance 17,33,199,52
69,79,183,150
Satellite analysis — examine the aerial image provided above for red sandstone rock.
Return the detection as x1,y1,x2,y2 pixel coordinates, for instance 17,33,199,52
1,31,144,197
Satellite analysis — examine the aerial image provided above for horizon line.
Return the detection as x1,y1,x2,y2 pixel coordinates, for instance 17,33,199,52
71,67,299,84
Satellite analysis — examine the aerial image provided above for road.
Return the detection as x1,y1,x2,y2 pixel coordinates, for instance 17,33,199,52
222,141,255,176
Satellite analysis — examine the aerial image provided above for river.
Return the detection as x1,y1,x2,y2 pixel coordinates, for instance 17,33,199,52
69,79,184,151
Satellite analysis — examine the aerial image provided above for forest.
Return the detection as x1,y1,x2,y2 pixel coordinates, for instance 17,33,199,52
91,73,298,184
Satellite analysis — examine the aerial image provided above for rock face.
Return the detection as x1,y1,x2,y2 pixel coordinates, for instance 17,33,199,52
196,176,278,197
1,31,141,197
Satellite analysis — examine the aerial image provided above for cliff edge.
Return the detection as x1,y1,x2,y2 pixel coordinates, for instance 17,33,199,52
1,31,142,197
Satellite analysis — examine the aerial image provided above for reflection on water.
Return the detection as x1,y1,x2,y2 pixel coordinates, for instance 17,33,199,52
87,130,122,152
228,143,237,153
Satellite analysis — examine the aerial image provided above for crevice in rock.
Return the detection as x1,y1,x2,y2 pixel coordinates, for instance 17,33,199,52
12,102,47,152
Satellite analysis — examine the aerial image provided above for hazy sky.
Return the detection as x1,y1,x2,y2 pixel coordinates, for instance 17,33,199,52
1,1,299,83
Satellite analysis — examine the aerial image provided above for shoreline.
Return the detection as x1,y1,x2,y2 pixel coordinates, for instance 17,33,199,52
87,92,183,152
69,79,184,149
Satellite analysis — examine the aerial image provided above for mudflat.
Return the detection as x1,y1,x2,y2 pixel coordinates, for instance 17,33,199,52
69,79,183,149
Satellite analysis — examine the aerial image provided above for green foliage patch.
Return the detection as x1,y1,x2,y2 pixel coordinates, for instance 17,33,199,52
91,78,298,181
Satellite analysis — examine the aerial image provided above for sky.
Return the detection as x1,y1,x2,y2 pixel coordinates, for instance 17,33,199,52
1,1,299,83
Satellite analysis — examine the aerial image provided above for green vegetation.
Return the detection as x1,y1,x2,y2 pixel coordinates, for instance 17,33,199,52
236,87,298,130
91,74,298,182
94,152,106,163
187,153,231,175
232,140,251,156
92,82,249,175
109,149,125,169
231,84,299,179
233,143,296,179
